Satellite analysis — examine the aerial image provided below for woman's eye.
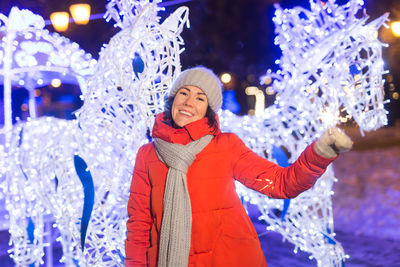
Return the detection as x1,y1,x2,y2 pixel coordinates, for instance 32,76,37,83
180,91,188,96
197,97,205,102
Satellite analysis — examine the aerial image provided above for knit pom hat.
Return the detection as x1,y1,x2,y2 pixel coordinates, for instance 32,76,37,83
169,66,223,113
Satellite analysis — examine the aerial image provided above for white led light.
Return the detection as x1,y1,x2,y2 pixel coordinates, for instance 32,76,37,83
220,0,388,266
2,1,189,266
1,0,388,266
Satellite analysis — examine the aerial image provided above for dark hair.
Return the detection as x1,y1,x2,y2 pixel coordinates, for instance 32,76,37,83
163,96,219,133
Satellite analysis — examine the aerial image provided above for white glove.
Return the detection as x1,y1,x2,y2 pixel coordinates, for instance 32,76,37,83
314,127,353,158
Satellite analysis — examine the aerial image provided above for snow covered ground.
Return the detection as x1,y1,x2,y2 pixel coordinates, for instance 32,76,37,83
333,147,400,241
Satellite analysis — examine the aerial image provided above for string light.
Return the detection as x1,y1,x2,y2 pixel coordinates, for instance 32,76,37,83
0,6,96,139
221,0,388,265
2,1,189,266
1,0,389,266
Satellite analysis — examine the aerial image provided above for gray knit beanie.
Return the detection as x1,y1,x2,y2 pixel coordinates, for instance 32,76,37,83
170,66,223,113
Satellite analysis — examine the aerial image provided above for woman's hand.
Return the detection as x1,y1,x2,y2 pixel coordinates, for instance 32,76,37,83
314,127,353,158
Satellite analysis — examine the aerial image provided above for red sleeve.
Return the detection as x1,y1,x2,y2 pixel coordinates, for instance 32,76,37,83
231,134,336,199
125,145,152,266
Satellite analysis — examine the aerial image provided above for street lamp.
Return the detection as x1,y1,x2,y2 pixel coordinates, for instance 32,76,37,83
69,3,91,25
49,3,91,32
220,73,232,84
390,21,400,37
49,12,69,32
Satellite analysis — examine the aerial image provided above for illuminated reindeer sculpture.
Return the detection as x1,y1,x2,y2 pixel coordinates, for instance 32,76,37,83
4,1,189,265
3,0,388,266
220,0,388,265
0,6,96,265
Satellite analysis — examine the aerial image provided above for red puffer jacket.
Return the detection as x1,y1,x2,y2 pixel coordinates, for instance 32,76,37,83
125,113,335,267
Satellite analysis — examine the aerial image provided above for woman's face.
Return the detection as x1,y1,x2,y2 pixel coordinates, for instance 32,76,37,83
171,85,208,127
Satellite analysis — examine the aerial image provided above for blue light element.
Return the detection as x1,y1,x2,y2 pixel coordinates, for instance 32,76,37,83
222,90,241,114
132,53,145,79
58,95,76,104
27,218,35,267
323,227,337,245
74,155,95,252
116,249,125,263
349,64,360,75
27,217,35,243
271,145,291,221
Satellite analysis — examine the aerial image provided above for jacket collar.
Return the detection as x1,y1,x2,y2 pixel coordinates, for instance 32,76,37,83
152,112,220,145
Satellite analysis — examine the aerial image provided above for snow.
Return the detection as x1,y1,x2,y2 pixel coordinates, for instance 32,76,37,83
333,147,400,241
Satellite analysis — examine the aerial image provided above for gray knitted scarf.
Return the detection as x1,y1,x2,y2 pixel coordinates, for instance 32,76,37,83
154,134,213,267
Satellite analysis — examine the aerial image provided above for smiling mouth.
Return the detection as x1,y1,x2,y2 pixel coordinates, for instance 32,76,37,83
179,110,193,117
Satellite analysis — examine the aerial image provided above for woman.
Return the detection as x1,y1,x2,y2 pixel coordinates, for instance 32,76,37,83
125,66,352,267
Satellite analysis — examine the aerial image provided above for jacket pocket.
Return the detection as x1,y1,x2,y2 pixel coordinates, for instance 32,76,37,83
220,205,258,239
191,210,222,254
211,206,265,267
